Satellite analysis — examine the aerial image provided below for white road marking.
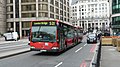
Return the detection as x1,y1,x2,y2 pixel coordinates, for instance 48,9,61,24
90,51,97,67
55,62,63,67
84,43,87,46
90,42,100,67
75,47,83,53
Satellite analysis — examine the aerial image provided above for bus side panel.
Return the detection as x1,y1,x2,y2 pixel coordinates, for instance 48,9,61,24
65,38,74,46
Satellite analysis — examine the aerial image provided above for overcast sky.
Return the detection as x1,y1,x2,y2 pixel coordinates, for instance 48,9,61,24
71,0,79,5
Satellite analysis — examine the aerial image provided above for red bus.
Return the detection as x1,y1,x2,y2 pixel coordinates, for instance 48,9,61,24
29,20,82,52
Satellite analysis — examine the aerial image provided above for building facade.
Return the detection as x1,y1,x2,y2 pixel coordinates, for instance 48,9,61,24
6,0,70,38
71,0,110,31
0,0,6,35
112,0,120,34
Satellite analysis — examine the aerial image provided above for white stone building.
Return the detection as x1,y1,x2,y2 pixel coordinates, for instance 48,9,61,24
71,0,110,31
0,0,6,34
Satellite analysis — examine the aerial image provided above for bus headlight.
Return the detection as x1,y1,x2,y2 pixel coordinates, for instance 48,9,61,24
52,47,58,49
31,46,35,49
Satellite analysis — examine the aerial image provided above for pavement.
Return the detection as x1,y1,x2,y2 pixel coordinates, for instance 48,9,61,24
101,46,120,67
0,36,30,58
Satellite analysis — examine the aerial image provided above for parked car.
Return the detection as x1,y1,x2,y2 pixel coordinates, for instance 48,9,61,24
3,32,19,41
115,32,120,36
87,33,97,43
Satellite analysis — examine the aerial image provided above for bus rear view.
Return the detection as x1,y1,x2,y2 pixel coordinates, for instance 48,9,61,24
30,20,59,52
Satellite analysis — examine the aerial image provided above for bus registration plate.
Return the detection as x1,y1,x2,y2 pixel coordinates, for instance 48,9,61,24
41,50,47,52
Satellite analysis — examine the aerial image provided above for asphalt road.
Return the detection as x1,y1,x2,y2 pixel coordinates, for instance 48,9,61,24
0,42,98,67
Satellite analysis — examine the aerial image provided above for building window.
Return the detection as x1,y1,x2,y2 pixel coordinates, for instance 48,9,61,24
112,0,120,14
67,13,69,17
60,16,63,20
112,16,120,25
67,8,69,12
42,4,48,10
95,8,97,10
39,12,48,17
22,5,36,11
21,0,36,3
50,6,54,12
102,7,104,10
21,13,36,18
64,12,66,16
55,8,59,14
55,1,59,7
10,14,13,18
64,18,66,21
67,2,69,6
7,6,13,12
99,8,101,10
50,0,54,5
60,3,63,9
82,13,84,15
56,15,59,19
50,14,54,18
64,6,66,11
7,14,13,18
7,0,13,3
102,3,104,6
15,0,19,18
60,0,63,3
60,10,63,15
38,4,48,11
22,22,30,28
7,22,13,29
64,0,66,4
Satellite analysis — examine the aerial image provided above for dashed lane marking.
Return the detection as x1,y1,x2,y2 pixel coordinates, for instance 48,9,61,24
55,62,63,67
84,43,87,46
75,47,83,53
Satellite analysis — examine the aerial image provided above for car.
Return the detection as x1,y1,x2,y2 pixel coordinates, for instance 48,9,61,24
3,32,19,41
115,32,120,36
87,33,97,43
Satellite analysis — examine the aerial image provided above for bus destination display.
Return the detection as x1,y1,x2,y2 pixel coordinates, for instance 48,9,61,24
32,21,56,26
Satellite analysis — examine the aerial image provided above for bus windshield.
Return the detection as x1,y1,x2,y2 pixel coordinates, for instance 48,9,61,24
31,26,56,42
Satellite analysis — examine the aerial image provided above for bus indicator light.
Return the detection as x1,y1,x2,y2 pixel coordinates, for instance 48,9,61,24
45,43,48,46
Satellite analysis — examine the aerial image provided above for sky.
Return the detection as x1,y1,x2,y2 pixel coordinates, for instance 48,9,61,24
71,0,79,5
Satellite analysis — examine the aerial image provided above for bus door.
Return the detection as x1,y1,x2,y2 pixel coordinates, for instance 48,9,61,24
74,30,78,44
58,28,65,50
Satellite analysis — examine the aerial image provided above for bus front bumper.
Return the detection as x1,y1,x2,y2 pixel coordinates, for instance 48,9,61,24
30,47,59,52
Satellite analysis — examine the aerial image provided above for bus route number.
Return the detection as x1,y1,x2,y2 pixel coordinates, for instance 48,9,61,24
49,22,55,25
